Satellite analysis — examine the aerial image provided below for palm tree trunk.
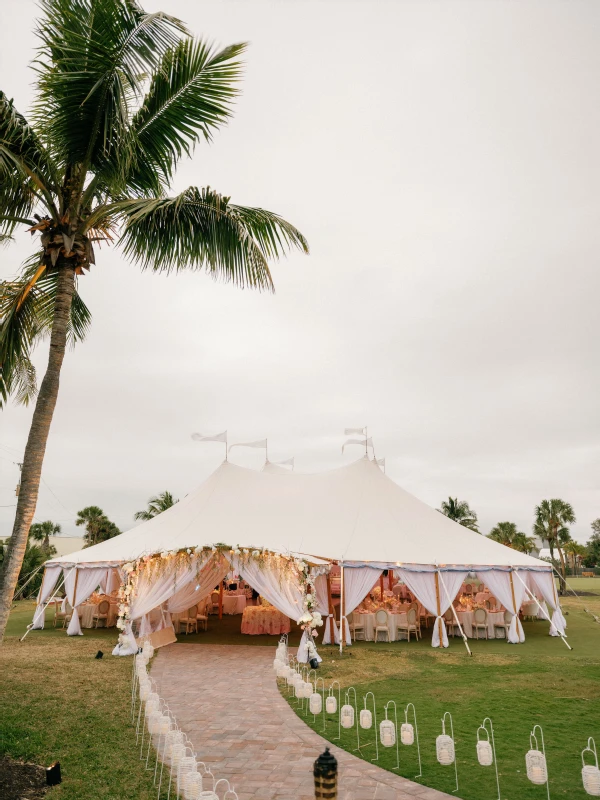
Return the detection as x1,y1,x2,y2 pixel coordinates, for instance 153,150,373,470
0,266,75,643
556,545,567,596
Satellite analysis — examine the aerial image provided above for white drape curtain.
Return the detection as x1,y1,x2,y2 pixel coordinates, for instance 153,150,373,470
477,570,526,643
314,574,337,645
99,568,120,595
339,566,383,645
230,556,304,621
64,567,107,635
528,571,566,636
166,557,229,614
113,556,210,655
397,569,467,647
31,565,62,629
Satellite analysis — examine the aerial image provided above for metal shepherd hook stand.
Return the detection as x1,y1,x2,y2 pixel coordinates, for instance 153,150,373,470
476,717,501,800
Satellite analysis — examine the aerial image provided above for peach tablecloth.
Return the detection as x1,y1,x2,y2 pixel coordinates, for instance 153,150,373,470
223,595,246,615
79,602,119,628
241,606,290,635
353,611,410,641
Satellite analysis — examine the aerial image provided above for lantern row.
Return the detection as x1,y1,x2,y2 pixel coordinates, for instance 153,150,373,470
273,643,600,799
133,638,238,800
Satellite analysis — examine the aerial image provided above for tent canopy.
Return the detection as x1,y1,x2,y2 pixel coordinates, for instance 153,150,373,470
47,456,548,571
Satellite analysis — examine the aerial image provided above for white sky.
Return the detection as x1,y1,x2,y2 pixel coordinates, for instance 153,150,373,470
1,0,599,543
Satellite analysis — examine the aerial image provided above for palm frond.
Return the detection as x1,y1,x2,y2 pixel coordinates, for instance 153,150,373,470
108,39,246,194
0,254,92,406
115,186,308,290
33,0,187,171
0,92,59,232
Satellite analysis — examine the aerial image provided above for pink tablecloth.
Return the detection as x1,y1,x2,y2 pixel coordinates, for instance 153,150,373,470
241,606,290,635
79,602,119,628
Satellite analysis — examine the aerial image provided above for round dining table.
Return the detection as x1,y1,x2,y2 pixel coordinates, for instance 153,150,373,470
353,609,412,641
78,601,119,628
240,606,290,635
222,594,246,615
455,609,506,638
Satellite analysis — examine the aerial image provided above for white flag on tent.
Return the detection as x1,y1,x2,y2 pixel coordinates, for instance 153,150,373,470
342,437,373,453
191,431,227,443
272,457,294,469
344,427,366,436
229,439,267,452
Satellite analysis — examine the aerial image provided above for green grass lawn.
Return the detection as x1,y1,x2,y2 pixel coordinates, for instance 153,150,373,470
3,579,599,800
283,580,600,800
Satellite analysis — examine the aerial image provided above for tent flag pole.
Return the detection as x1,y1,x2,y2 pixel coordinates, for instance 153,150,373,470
434,570,443,647
438,570,472,656
513,571,572,651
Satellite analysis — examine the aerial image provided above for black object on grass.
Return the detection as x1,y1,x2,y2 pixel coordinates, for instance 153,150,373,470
46,761,61,786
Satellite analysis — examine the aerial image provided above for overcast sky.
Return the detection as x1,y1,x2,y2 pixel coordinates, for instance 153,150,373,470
1,0,599,544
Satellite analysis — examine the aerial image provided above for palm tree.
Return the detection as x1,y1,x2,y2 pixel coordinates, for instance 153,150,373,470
29,519,61,551
75,506,120,548
563,540,586,577
134,490,177,521
487,521,535,553
438,497,480,532
0,0,308,641
533,499,576,594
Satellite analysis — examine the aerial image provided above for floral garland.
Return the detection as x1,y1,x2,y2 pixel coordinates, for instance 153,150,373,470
115,543,322,645
294,559,325,659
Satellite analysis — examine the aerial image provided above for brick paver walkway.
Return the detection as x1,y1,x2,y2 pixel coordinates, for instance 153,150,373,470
152,644,455,800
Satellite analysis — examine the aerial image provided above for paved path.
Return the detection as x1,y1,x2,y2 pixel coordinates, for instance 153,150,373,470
152,644,455,800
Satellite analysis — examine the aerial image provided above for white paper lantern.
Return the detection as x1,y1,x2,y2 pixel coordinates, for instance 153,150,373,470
147,711,163,735
177,756,197,794
360,709,373,730
139,682,151,701
145,694,159,717
477,740,494,766
273,657,283,671
170,743,186,772
303,682,313,699
326,696,337,714
309,693,322,714
136,652,149,667
436,734,455,765
276,664,288,679
400,723,414,746
142,641,154,658
582,764,600,796
525,749,547,784
341,704,355,729
294,681,304,698
380,719,396,747
183,770,203,800
163,730,184,763
154,715,171,737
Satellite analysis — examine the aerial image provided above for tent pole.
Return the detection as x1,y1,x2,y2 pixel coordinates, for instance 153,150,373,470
339,564,345,655
509,570,517,618
388,570,394,592
218,581,223,619
379,573,385,598
513,571,572,651
326,573,336,645
72,567,79,609
434,570,443,647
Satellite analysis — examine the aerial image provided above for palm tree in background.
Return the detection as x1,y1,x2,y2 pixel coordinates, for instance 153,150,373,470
533,499,575,594
29,519,61,551
488,521,535,554
563,540,586,578
438,497,480,532
134,490,178,521
76,506,121,548
0,0,308,641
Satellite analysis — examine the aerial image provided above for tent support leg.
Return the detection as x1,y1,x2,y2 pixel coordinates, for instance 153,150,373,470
218,581,223,620
339,564,345,655
326,573,336,646
434,570,443,647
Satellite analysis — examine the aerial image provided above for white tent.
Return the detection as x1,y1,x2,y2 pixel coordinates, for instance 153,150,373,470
36,456,565,652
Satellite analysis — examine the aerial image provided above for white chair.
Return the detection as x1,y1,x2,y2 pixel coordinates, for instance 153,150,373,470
180,605,198,634
443,608,459,637
347,612,365,641
464,583,473,595
392,585,403,597
210,591,220,614
472,607,489,639
196,605,208,632
494,610,512,639
374,609,390,642
396,607,420,642
484,596,498,612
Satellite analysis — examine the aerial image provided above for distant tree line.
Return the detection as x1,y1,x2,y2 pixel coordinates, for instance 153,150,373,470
439,495,600,593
